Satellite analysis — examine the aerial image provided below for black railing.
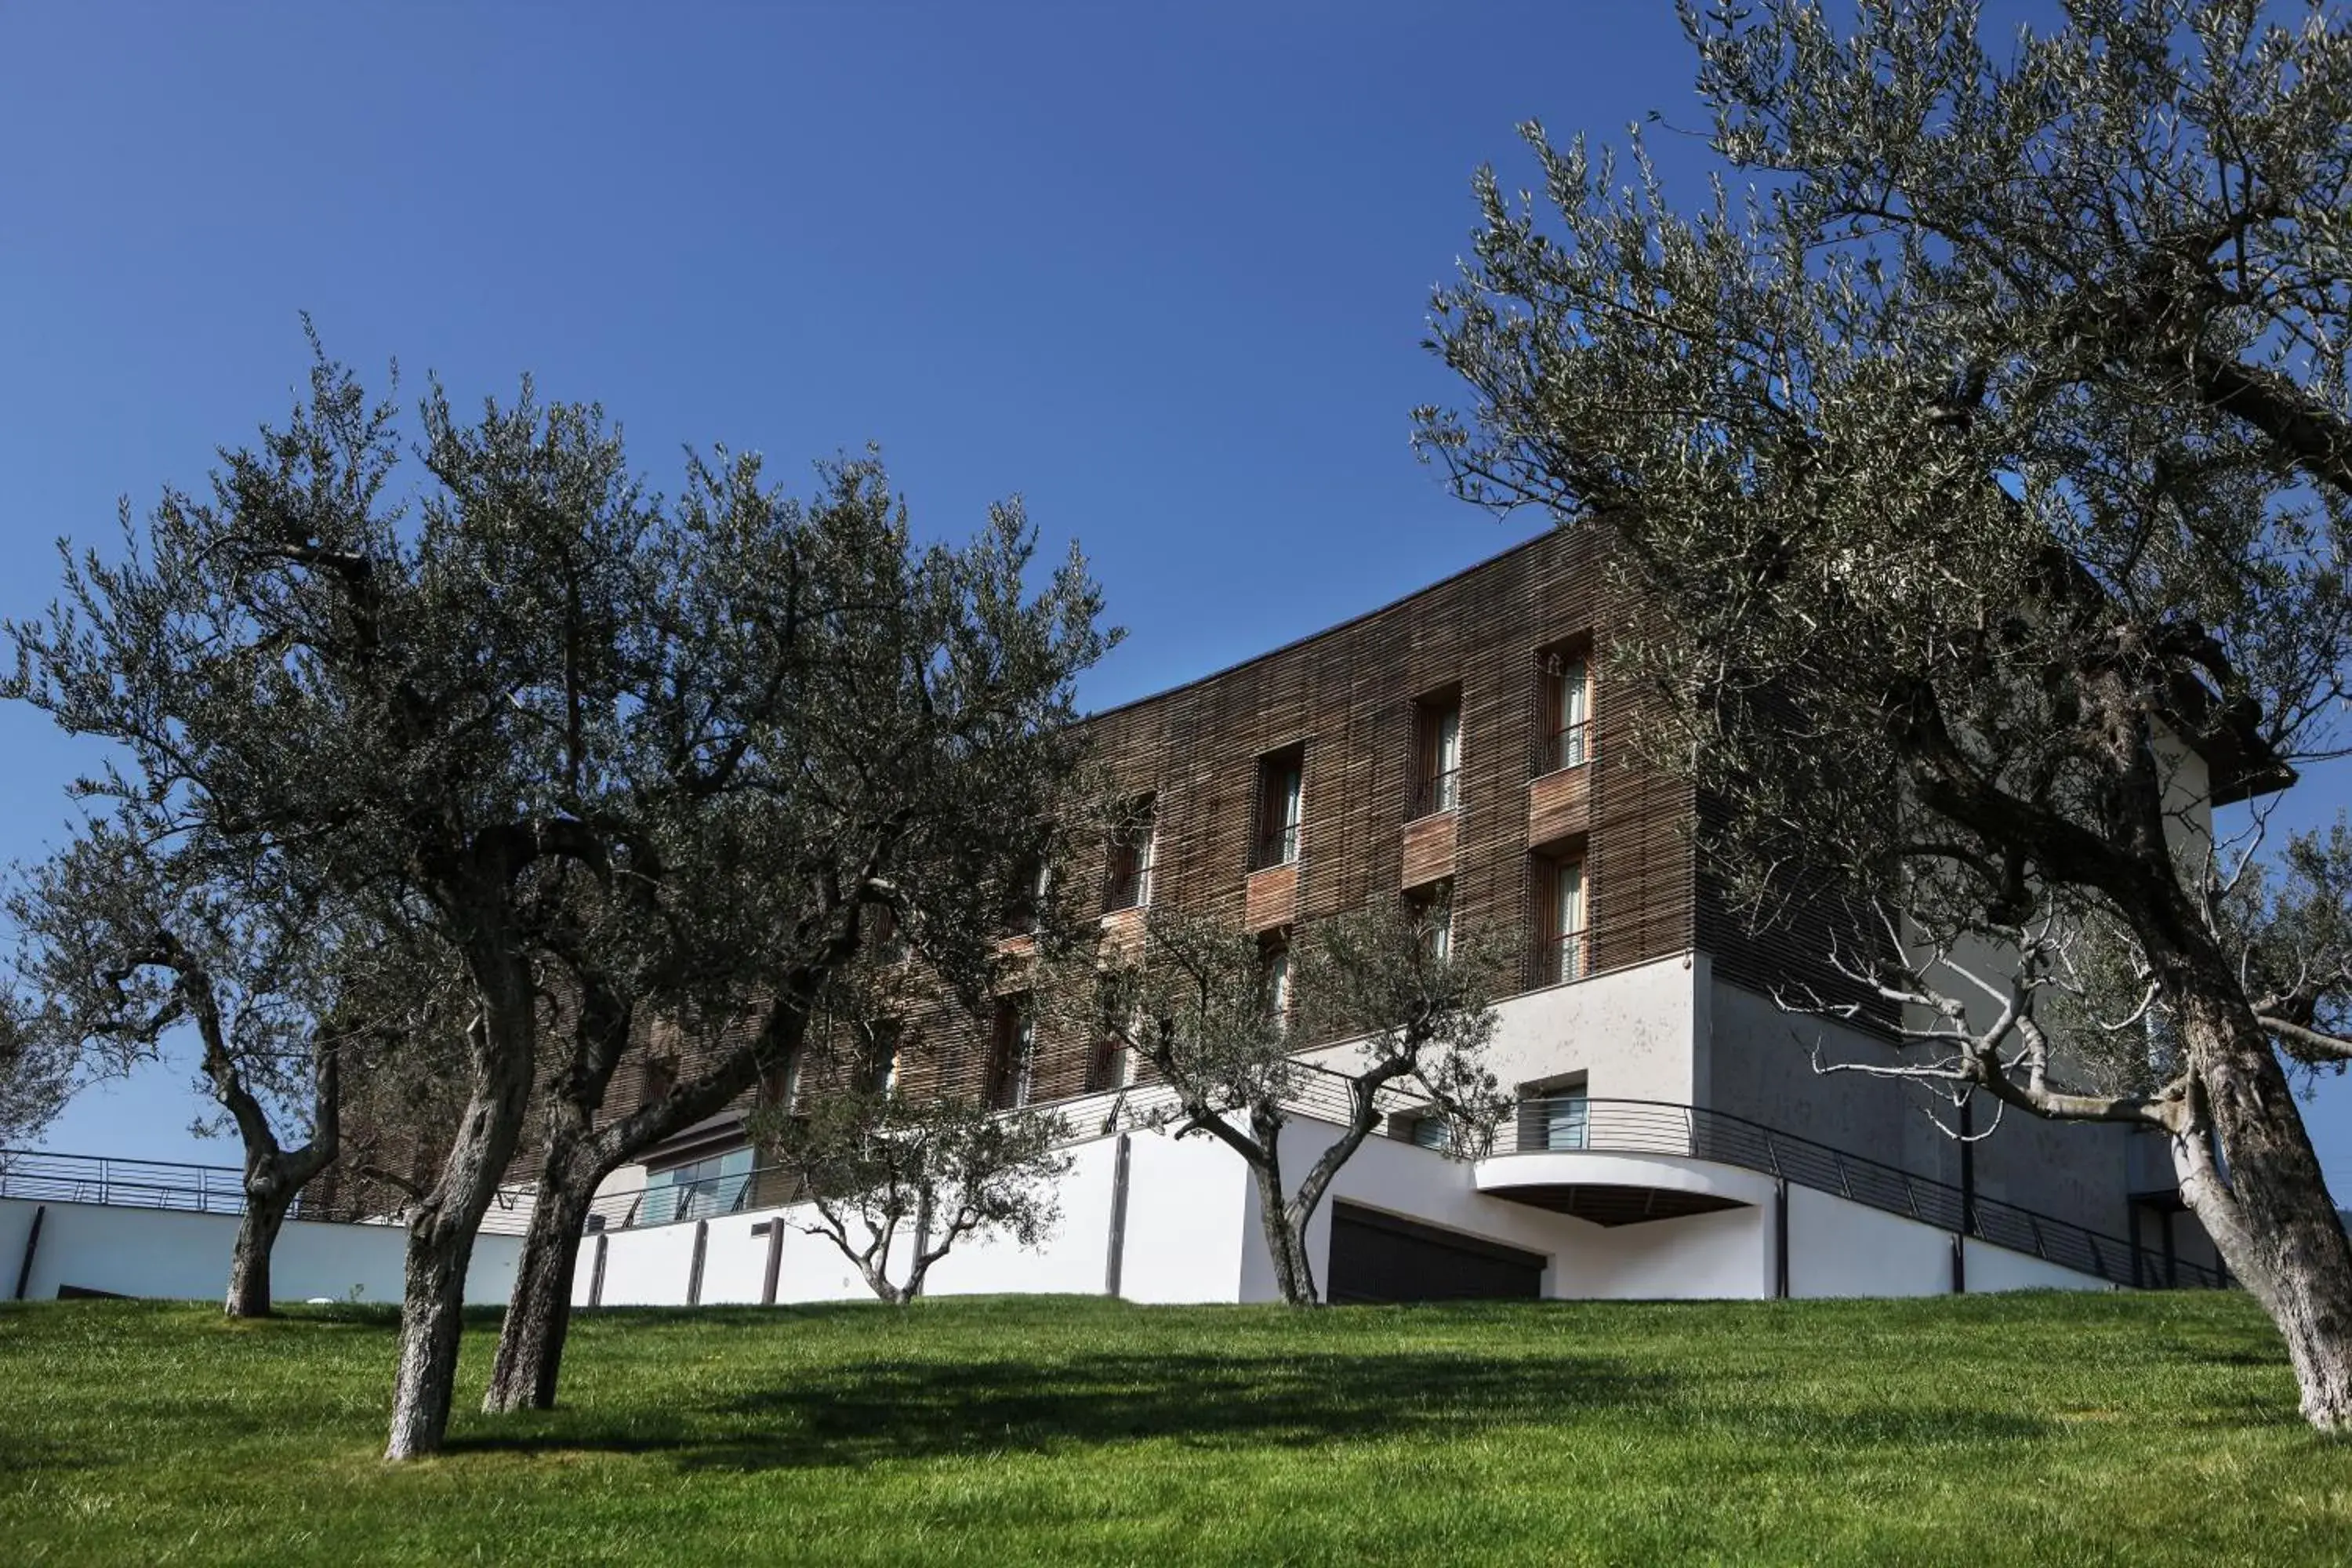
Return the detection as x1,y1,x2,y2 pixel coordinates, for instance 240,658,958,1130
1251,822,1299,869
1491,1098,2227,1290
1408,768,1461,820
0,1149,254,1216
1528,931,1589,989
1538,720,1591,775
0,1146,543,1234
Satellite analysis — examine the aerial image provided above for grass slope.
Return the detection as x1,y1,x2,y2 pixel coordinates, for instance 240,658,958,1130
0,1292,2346,1565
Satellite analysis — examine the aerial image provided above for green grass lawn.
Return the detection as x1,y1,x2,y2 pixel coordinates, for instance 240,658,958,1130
0,1292,2346,1565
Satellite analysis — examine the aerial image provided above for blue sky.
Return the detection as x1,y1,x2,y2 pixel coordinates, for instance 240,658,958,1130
5,2,2349,1195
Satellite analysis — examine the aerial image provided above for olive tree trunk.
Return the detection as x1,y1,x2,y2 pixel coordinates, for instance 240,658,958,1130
383,1004,535,1461
482,1142,599,1414
1251,1156,1322,1307
2172,989,2352,1430
225,1188,293,1318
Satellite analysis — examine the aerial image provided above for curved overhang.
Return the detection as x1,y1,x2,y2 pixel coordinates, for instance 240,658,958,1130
1473,1150,1780,1226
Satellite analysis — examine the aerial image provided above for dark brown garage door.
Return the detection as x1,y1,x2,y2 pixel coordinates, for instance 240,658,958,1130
1327,1203,1546,1303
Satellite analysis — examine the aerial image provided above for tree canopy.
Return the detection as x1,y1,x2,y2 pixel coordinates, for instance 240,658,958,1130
1420,0,2352,1428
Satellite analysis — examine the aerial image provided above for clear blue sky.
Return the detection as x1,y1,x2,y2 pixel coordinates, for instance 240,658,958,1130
5,2,2348,1196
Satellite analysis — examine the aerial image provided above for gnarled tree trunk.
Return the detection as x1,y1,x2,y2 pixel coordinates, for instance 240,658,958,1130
226,1140,337,1319
482,1141,599,1414
384,993,535,1461
481,980,822,1417
2173,989,2352,1431
1241,1107,1321,1307
226,1185,293,1318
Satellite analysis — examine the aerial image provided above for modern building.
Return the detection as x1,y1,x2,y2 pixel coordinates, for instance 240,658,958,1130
573,528,2235,1308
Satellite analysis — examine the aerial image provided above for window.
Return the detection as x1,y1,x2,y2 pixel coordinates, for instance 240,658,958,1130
1411,688,1462,818
1530,851,1588,986
1519,1077,1589,1152
1410,1113,1454,1152
1406,880,1453,964
1536,645,1592,775
758,1049,801,1113
639,1146,753,1227
988,996,1036,1109
856,1018,902,1095
1103,793,1156,912
1251,744,1305,869
639,1055,678,1110
1004,855,1052,935
1084,1036,1131,1094
1259,932,1293,1032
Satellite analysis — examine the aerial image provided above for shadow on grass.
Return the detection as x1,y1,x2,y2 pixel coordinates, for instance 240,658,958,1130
445,1345,2053,1472
449,1348,1666,1470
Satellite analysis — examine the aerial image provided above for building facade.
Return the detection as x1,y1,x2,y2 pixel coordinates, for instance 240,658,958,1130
576,528,2229,1305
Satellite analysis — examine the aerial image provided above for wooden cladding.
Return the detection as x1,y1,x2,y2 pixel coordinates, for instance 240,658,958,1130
1246,860,1301,932
1400,809,1457,891
1071,527,1693,1002
1527,764,1592,848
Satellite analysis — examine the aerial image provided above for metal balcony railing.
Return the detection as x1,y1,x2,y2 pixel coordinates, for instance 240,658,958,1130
1251,822,1299,869
0,1148,255,1216
0,1146,542,1234
1529,931,1589,989
1492,1097,2227,1290
1408,768,1461,820
1538,720,1591,775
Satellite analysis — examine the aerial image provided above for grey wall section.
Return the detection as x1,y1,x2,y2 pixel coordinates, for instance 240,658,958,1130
0,1197,522,1305
1696,964,2158,1240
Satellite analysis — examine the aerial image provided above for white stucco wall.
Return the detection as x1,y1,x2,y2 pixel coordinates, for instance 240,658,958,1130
922,1134,1121,1298
1562,1203,1774,1299
1113,1126,1251,1304
0,1196,521,1305
1296,953,1700,1110
1962,1236,2117,1294
590,1218,705,1307
1785,1183,1953,1298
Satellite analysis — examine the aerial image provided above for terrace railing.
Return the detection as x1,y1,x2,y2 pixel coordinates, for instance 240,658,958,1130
0,1148,252,1215
1494,1097,2226,1290
1538,720,1591,775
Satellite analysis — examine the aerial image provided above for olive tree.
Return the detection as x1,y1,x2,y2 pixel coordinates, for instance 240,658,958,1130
0,823,450,1316
481,454,1107,1414
753,1083,1072,1307
0,344,1110,1456
1087,903,1508,1306
1419,0,2352,1425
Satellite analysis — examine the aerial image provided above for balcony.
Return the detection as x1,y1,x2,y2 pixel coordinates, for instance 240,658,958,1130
1475,1098,1777,1224
1538,720,1591,775
1250,822,1298,871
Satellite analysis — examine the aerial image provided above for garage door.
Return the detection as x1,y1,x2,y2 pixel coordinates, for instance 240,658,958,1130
1327,1203,1545,1303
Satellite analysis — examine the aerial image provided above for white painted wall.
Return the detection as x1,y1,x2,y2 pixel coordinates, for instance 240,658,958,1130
1114,1125,1252,1304
1559,1204,1774,1299
1298,955,1700,1107
0,1196,522,1305
1785,1182,1953,1298
587,1215,705,1307
581,1135,1143,1308
1962,1236,2116,1294
923,1134,1122,1298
